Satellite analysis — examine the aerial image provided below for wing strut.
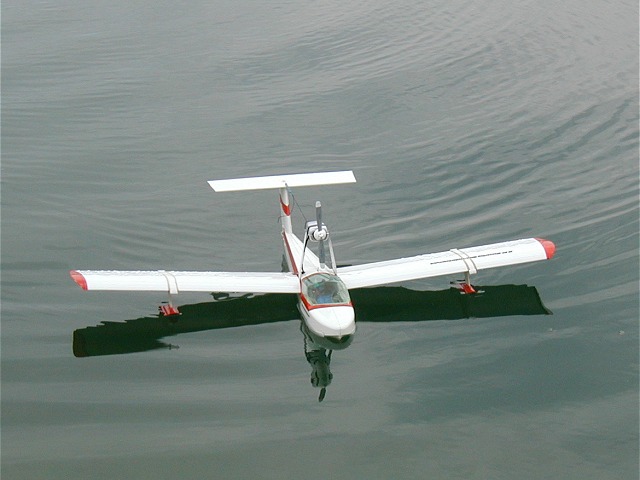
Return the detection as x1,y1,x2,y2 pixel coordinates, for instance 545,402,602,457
449,248,478,293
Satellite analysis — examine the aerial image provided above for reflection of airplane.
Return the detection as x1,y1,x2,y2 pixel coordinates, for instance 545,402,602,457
73,284,552,400
70,171,555,350
301,322,333,402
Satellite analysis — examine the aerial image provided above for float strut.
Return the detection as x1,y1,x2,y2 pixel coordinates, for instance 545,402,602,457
452,271,477,294
159,293,181,316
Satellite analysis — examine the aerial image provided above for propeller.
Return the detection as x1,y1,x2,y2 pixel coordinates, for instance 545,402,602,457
315,201,326,266
302,201,332,273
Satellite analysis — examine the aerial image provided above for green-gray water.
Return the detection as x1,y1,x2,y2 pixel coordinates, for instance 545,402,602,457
2,1,638,478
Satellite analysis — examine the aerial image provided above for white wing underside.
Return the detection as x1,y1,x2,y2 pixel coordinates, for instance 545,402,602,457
336,238,552,289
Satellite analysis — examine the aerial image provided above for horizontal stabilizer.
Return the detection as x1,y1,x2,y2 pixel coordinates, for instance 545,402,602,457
337,238,555,289
208,171,356,192
70,270,300,294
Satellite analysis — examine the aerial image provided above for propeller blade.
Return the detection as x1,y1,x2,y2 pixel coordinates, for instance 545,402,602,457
319,387,326,402
316,201,326,265
315,201,322,227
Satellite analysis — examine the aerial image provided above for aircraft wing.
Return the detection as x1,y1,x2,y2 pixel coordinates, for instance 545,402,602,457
336,238,555,289
70,270,300,294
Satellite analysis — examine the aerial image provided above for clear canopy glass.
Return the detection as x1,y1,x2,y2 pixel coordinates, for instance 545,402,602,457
301,272,351,306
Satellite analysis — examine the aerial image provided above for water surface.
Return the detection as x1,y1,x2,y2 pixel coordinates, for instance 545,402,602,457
2,1,638,478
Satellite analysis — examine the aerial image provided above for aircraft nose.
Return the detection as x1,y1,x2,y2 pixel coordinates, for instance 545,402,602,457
308,306,356,338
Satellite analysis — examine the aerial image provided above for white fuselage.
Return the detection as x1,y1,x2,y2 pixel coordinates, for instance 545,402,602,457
279,188,356,349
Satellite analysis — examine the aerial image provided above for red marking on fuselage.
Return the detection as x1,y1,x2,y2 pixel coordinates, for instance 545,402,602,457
282,233,299,275
299,293,352,311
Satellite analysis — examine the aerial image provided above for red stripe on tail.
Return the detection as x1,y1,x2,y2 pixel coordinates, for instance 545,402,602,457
280,198,291,216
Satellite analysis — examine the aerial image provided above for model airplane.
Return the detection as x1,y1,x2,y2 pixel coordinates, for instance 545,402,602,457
70,170,555,349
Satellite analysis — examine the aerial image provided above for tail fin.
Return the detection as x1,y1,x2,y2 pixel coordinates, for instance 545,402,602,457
207,171,356,192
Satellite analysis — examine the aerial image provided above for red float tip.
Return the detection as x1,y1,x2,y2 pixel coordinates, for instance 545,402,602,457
70,270,88,290
535,238,556,259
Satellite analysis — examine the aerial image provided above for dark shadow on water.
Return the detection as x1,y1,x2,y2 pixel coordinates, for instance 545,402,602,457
73,285,550,401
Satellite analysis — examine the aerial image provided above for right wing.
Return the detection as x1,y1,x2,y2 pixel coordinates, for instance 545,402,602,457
70,270,300,294
336,238,555,289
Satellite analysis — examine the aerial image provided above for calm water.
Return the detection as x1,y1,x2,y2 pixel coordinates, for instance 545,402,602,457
2,1,638,478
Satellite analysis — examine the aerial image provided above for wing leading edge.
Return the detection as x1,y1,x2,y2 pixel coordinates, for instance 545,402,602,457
70,270,300,294
336,238,555,289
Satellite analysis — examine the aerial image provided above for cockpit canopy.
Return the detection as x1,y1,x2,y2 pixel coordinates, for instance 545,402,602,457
301,272,351,306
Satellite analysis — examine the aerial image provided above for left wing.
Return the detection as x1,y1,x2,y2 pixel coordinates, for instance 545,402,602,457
70,270,300,294
336,238,555,289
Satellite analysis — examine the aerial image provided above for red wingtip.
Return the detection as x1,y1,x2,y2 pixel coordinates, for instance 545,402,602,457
535,238,556,259
70,270,88,290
